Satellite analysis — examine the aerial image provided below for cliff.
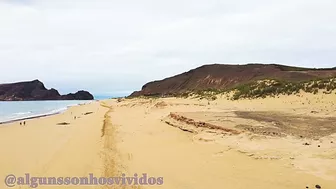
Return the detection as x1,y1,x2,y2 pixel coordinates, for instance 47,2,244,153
129,64,336,97
0,80,94,101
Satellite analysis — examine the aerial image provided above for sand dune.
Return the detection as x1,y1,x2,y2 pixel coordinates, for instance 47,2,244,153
105,93,336,189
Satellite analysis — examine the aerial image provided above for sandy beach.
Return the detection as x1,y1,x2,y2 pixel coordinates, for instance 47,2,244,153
1,92,336,188
1,0,335,188
0,101,108,189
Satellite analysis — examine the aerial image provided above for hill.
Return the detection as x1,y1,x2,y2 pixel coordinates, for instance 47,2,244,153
129,64,336,97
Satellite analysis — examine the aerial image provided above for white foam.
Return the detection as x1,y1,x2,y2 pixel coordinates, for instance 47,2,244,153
13,111,32,116
0,100,89,124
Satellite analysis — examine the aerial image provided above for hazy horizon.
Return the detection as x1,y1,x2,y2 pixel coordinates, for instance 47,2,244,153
1,0,335,95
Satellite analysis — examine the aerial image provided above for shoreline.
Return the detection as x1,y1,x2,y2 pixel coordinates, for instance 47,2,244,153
0,100,110,188
0,100,93,125
0,93,335,188
0,112,61,125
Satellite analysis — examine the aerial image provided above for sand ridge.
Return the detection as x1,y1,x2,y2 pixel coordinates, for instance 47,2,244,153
104,92,336,188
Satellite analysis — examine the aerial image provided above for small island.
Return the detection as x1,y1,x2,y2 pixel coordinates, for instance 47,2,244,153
0,80,94,101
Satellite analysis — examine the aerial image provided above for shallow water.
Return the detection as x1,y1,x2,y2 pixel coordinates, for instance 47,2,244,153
0,100,91,123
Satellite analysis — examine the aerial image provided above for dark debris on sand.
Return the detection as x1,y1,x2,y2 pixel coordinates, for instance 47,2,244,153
57,122,70,125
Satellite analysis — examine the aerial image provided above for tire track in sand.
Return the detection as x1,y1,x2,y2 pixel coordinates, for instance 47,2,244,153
100,103,140,189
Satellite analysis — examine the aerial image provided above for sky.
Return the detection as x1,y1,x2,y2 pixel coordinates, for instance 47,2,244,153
0,0,335,96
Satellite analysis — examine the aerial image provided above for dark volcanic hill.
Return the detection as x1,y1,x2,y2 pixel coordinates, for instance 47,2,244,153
130,64,336,97
0,80,94,101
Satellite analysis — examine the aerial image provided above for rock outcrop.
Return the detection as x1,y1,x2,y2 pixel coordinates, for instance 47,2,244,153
129,64,336,97
60,90,94,100
0,80,94,101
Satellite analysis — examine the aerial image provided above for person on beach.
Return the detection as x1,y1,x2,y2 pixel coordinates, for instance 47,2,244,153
23,121,26,126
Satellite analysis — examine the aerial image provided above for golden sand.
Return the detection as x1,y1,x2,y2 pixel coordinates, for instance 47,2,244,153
1,92,336,188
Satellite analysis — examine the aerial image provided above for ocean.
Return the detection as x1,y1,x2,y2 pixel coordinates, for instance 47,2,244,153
0,100,92,123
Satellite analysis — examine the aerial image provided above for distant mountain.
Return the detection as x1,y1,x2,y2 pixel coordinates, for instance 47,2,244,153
0,80,94,101
129,64,336,97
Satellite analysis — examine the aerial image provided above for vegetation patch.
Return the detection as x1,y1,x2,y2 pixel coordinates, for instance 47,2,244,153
127,77,336,101
230,77,336,100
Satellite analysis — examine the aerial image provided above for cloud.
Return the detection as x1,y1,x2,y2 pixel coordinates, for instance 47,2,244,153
0,0,335,95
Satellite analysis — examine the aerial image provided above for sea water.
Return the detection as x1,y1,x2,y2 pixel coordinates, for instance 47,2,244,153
0,100,92,123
